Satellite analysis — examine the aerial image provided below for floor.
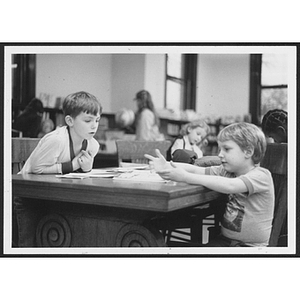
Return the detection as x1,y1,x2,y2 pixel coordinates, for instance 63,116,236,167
167,216,215,245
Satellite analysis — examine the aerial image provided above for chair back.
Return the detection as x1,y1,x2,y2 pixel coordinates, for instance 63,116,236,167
115,140,171,165
261,143,287,246
12,137,40,174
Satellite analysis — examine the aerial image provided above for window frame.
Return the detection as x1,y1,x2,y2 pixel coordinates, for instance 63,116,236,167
164,54,197,111
249,54,288,125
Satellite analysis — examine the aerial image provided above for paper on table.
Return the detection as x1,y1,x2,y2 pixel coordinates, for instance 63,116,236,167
114,163,149,173
56,169,118,179
113,170,167,183
119,162,149,169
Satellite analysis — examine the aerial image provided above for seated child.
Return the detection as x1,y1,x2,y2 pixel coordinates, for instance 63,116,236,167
145,122,275,247
167,119,210,162
19,91,102,174
13,97,44,138
37,118,55,138
261,109,287,143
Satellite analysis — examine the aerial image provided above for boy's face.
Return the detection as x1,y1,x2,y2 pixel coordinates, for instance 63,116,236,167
68,111,100,140
218,140,252,176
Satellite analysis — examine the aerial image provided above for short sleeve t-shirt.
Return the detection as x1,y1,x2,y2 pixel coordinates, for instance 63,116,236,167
205,165,275,246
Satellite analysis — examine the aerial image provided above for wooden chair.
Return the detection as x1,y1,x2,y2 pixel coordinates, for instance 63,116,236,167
12,129,23,137
12,137,40,247
115,140,172,165
12,137,40,174
261,143,287,247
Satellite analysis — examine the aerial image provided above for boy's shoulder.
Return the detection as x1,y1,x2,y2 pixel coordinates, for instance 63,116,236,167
41,126,68,142
247,166,272,177
234,166,272,184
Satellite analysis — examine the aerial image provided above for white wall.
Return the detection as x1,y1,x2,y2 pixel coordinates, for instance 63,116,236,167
36,54,112,111
196,54,250,120
36,53,166,114
144,54,166,110
110,54,145,113
36,53,250,119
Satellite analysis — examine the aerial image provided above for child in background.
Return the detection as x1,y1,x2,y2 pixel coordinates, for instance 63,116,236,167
134,90,164,141
261,109,287,143
167,119,209,161
37,118,55,138
19,91,101,174
145,122,274,247
13,98,44,138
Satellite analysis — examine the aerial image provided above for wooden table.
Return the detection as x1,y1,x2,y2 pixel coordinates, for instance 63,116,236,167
12,173,221,247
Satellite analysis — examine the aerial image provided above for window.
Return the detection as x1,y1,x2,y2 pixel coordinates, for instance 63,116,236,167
165,53,184,111
250,53,288,125
12,54,36,119
261,53,288,116
165,54,198,111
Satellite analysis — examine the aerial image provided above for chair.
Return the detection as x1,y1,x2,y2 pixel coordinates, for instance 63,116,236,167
12,129,23,137
151,155,225,246
115,140,172,165
261,143,287,247
12,137,41,247
157,193,226,246
12,137,40,174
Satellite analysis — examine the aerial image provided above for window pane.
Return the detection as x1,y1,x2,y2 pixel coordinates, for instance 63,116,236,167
166,80,181,111
261,88,287,116
167,54,182,78
261,54,288,86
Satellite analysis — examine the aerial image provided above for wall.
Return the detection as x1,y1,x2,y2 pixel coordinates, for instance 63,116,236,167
36,53,166,114
36,53,250,120
36,54,112,111
110,54,145,113
144,54,166,110
196,54,250,120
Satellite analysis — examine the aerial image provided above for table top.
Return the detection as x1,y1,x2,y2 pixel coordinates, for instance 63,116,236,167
12,173,220,213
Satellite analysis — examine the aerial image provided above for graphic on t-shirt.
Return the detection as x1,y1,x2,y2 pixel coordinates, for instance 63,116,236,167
221,194,245,232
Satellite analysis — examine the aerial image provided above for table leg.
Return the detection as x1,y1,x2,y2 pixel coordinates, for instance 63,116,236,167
115,223,166,247
15,198,166,248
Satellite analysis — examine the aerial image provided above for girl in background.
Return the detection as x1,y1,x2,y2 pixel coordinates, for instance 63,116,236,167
134,90,164,141
167,119,210,161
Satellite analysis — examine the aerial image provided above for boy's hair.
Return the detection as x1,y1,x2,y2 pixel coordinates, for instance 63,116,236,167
63,91,102,118
261,109,287,134
180,119,210,136
218,122,267,164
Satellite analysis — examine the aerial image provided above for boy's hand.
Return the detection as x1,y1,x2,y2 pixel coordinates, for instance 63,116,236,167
78,150,93,172
144,149,169,172
157,161,187,182
72,152,82,171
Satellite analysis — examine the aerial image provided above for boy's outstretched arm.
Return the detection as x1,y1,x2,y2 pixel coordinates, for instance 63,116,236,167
144,149,205,174
158,162,248,194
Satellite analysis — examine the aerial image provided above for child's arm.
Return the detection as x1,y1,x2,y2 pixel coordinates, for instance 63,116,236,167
145,149,205,174
171,138,184,156
158,162,248,194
